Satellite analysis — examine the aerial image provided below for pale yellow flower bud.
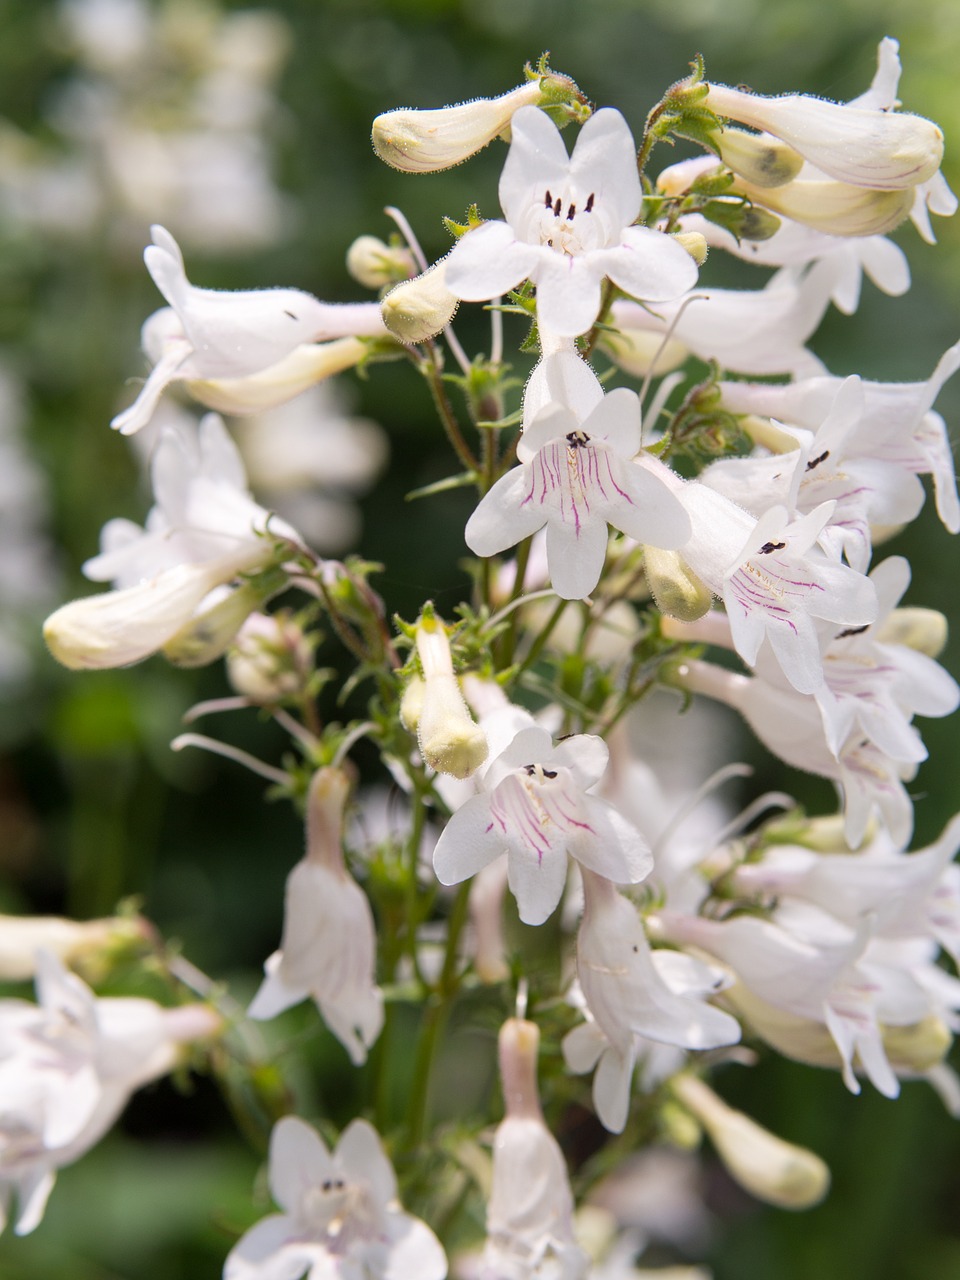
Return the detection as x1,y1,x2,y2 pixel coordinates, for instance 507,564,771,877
734,174,914,238
187,337,376,416
876,606,949,658
672,1073,830,1209
413,613,487,779
372,82,542,173
644,547,713,623
381,260,459,344
598,328,689,378
346,235,417,289
672,231,709,265
714,128,804,188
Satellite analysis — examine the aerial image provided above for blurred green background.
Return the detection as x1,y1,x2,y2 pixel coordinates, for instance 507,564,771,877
0,0,959,1276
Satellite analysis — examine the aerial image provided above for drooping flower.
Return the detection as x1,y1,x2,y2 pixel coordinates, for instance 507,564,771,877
0,950,219,1236
433,724,651,926
223,1114,447,1280
563,868,740,1133
466,383,690,600
444,106,698,337
480,1017,590,1280
112,225,388,434
248,768,384,1066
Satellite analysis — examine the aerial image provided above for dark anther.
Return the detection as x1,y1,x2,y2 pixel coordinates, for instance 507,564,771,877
545,189,552,208
524,764,536,775
632,944,639,953
541,768,557,779
758,540,786,554
553,196,562,216
283,309,297,320
837,624,870,638
566,202,576,220
322,1180,333,1191
806,450,830,471
585,192,595,212
565,430,590,448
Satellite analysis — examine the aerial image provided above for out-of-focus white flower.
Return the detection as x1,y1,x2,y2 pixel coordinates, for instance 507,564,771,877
467,381,690,601
444,106,698,338
249,768,383,1066
224,1114,447,1280
563,869,740,1133
0,914,144,982
44,414,297,670
0,950,219,1236
433,724,651,926
111,226,388,435
481,1018,590,1280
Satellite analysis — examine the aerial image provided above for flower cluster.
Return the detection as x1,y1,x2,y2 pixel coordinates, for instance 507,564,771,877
19,34,960,1280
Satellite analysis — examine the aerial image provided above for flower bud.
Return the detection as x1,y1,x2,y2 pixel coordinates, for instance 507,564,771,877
644,547,713,623
703,82,944,191
163,576,281,669
228,611,314,703
598,327,689,378
44,554,262,671
381,260,459,344
672,1073,830,1210
372,81,543,173
673,230,709,265
713,127,804,188
346,235,417,289
876,606,949,658
0,914,145,982
412,611,487,779
734,174,914,237
187,337,376,416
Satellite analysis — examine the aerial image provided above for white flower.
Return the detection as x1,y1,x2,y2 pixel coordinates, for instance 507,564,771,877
112,225,387,434
224,1114,447,1280
444,106,698,338
677,485,878,694
249,768,383,1066
605,260,840,379
466,385,690,600
0,950,218,1236
563,869,740,1134
44,415,297,670
433,725,651,926
482,1018,589,1280
406,612,488,780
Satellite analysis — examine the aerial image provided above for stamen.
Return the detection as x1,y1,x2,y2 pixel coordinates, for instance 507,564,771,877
545,189,552,208
566,203,576,220
806,450,830,471
585,193,595,212
553,196,562,217
758,541,786,554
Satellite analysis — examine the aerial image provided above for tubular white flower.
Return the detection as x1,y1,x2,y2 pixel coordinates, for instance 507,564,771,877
566,869,740,1134
671,1074,830,1210
466,384,691,601
444,106,698,338
433,724,651,926
703,81,944,191
483,1018,590,1280
0,951,220,1237
411,612,488,780
111,225,387,434
224,1115,447,1280
372,80,543,172
248,768,384,1066
732,174,915,238
0,914,143,982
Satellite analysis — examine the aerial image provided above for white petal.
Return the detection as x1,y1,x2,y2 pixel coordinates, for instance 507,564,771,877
507,839,570,926
444,220,538,301
602,226,699,303
465,467,549,558
546,512,609,600
223,1215,317,1280
593,1043,635,1134
533,253,604,338
269,1118,334,1214
433,795,504,886
383,1215,448,1280
569,108,642,230
336,1119,397,1206
498,105,572,226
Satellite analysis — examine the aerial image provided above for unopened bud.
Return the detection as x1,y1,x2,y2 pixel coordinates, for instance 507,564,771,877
381,260,459,344
672,1073,830,1209
672,231,709,265
598,328,689,378
876,606,949,658
0,914,145,982
346,235,417,289
644,547,713,623
733,174,914,238
188,337,377,416
227,610,313,703
163,575,282,669
304,766,351,872
413,611,487,779
499,1017,543,1120
399,673,425,734
883,1016,952,1073
703,82,944,192
372,82,543,173
713,127,804,188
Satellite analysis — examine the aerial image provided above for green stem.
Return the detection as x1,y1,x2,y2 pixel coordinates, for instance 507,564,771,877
423,352,478,473
512,597,569,681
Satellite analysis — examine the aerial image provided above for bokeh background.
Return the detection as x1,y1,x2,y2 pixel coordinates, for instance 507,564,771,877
1,0,959,1276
